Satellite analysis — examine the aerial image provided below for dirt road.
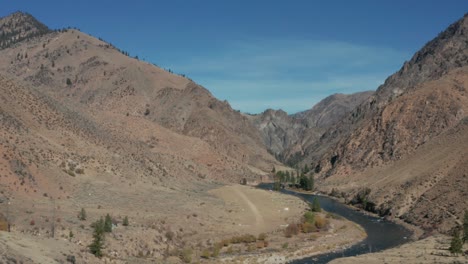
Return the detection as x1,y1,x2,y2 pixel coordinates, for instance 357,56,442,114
233,186,265,227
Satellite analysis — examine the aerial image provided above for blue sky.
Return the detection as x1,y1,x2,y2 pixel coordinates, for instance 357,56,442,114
1,1,467,114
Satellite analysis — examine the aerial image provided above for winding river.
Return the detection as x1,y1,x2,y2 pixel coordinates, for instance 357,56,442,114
257,184,412,264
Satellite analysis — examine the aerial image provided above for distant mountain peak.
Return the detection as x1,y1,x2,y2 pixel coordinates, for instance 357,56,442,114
0,11,51,49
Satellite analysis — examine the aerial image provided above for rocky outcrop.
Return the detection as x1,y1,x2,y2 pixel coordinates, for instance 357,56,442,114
248,92,373,161
0,11,51,49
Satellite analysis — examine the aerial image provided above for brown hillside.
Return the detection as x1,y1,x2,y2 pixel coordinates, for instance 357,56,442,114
0,22,276,174
301,14,468,173
0,67,296,263
321,112,468,234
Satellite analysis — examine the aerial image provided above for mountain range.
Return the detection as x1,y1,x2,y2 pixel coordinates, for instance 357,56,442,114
0,10,467,263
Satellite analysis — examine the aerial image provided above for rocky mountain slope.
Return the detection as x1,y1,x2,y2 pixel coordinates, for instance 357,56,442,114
0,11,50,49
0,12,288,263
0,12,278,178
309,13,468,173
0,70,309,263
307,13,468,232
247,91,373,162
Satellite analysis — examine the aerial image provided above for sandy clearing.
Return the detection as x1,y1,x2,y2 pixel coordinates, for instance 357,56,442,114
233,186,265,227
210,184,307,235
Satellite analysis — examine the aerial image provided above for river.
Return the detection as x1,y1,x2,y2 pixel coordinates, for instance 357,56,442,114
257,184,412,264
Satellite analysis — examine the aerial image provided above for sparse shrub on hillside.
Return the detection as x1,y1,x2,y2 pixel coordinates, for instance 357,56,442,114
246,243,256,251
229,234,256,244
302,221,317,233
66,255,76,264
304,211,315,224
123,216,129,226
463,210,468,243
78,208,86,221
284,223,300,238
449,229,463,254
165,230,175,241
180,248,192,263
75,168,84,174
314,215,330,230
211,244,221,257
221,239,230,247
201,249,210,259
257,233,267,241
66,78,72,86
66,169,75,177
104,214,112,232
226,246,233,254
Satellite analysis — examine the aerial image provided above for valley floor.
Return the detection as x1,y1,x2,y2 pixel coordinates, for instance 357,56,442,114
0,183,366,263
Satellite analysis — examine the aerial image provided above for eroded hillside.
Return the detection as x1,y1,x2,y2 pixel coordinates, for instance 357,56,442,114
304,14,468,233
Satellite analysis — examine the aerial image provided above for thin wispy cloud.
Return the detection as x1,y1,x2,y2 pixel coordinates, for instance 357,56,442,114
162,39,410,114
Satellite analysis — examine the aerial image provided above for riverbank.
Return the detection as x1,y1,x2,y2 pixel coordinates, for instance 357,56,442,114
329,234,468,264
208,185,367,264
217,212,366,264
285,186,424,241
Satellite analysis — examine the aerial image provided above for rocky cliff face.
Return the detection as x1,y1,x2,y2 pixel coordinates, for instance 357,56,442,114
246,109,303,157
248,92,373,162
293,91,374,128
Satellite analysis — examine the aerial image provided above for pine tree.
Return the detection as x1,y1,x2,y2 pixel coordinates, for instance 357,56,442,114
89,218,105,257
78,208,86,221
123,216,129,226
299,174,308,190
104,214,112,233
311,197,321,212
273,181,281,191
307,175,314,191
463,210,468,243
449,229,463,254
